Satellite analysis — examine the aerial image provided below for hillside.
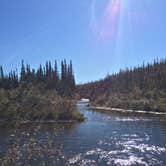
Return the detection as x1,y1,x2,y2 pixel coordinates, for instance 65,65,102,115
77,59,166,112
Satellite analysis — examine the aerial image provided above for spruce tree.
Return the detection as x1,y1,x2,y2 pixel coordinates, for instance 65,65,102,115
0,66,4,88
53,60,59,90
20,60,26,85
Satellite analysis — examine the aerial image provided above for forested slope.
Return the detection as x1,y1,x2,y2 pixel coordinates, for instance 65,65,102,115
78,59,166,112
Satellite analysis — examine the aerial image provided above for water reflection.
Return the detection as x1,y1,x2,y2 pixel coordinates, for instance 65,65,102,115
0,103,166,165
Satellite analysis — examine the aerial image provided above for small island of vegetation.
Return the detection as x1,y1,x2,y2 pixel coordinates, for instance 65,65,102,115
0,60,84,123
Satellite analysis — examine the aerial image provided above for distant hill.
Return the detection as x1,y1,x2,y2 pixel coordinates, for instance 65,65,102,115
77,59,166,112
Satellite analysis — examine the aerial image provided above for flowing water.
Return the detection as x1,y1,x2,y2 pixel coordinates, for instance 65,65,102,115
0,103,166,166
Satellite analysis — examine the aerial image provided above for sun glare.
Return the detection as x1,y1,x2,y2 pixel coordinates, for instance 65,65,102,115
90,0,123,40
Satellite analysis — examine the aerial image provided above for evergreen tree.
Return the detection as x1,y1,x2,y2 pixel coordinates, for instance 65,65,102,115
64,59,67,81
20,60,26,85
66,60,75,97
0,66,4,80
53,60,59,90
0,59,76,97
69,60,75,92
61,61,65,81
36,64,44,83
0,66,4,88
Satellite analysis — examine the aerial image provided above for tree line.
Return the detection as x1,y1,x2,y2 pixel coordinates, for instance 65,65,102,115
0,60,75,97
77,59,166,111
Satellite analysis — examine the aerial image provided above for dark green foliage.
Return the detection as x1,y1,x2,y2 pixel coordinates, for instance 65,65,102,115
0,59,76,98
20,60,26,84
59,60,75,97
78,59,166,112
0,66,19,90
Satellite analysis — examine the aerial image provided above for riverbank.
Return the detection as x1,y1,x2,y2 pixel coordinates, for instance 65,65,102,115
90,106,166,115
1,103,166,166
0,86,84,123
0,119,83,125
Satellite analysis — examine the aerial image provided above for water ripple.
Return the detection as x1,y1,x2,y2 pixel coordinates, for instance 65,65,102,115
68,132,166,166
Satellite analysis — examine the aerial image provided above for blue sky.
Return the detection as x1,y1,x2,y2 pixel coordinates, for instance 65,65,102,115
0,0,166,83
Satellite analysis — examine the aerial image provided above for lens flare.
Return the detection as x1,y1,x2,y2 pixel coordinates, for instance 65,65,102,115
90,0,151,42
100,0,121,39
90,0,122,41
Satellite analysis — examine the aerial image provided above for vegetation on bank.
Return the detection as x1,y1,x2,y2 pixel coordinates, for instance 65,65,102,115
78,59,166,112
0,60,84,122
0,86,83,122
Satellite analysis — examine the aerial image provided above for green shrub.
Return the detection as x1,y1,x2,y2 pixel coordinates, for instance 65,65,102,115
0,85,84,122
